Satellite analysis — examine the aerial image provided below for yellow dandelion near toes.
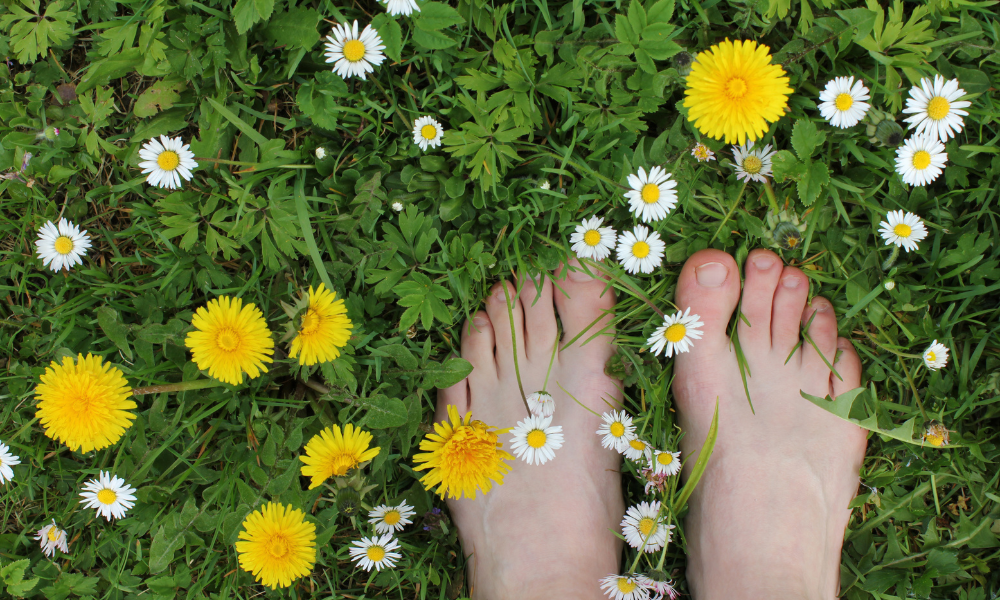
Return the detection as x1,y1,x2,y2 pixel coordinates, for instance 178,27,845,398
412,405,513,499
289,284,353,366
683,39,793,145
185,296,274,385
35,354,135,453
298,424,380,490
236,502,316,590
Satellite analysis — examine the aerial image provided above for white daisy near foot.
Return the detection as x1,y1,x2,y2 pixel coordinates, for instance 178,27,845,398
36,520,70,557
570,216,617,261
526,390,555,417
616,225,665,275
622,438,653,463
647,308,704,358
922,340,949,371
0,441,20,484
621,500,673,553
348,533,402,571
80,471,136,520
324,21,386,80
818,75,870,128
878,210,928,252
599,574,653,600
597,409,636,453
509,415,564,465
650,449,681,476
368,503,415,534
625,166,677,223
138,135,197,189
35,218,91,272
412,116,443,151
902,75,971,143
895,133,947,187
691,143,714,162
381,0,420,16
732,141,775,183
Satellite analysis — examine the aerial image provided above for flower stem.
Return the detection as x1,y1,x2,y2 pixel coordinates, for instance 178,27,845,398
762,180,780,213
881,245,900,271
131,379,224,397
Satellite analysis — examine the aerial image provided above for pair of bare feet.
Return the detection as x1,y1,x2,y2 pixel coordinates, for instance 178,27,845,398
437,248,867,600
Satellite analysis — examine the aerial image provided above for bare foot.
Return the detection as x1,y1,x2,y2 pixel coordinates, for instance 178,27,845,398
437,260,624,599
673,249,867,599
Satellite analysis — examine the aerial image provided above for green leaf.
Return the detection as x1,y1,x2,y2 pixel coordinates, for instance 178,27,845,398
372,343,419,370
420,357,473,389
627,0,647,39
634,47,657,74
358,395,408,429
371,14,402,63
414,2,465,30
672,399,718,514
133,80,185,118
232,0,275,35
646,0,675,24
951,66,991,95
96,306,133,360
0,0,77,64
264,6,320,50
797,160,830,206
149,499,202,573
412,28,456,50
1,559,38,597
205,97,269,147
614,14,639,45
77,48,143,94
770,150,805,182
790,119,826,160
47,164,76,183
836,8,878,43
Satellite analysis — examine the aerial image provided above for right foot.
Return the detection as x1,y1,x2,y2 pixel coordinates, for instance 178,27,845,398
673,249,867,599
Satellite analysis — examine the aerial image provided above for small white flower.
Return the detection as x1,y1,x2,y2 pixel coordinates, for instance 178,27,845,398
647,579,680,600
647,308,704,358
571,216,617,261
412,116,443,151
622,438,653,463
884,280,896,291
600,574,652,600
381,0,420,16
0,441,21,485
539,179,551,190
732,141,775,183
526,391,555,417
348,532,402,571
902,75,971,143
138,135,197,189
923,340,949,371
368,503,415,534
597,410,636,453
616,225,665,275
651,449,681,476
895,133,947,187
35,520,69,557
878,210,928,253
509,415,564,465
621,501,673,553
625,166,677,223
35,218,90,272
315,147,327,159
324,21,386,80
691,143,714,162
80,471,136,521
818,76,871,128
392,201,404,212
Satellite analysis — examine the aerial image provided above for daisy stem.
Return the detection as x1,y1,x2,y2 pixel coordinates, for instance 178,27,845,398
195,157,315,169
881,245,900,271
131,379,226,396
501,282,531,413
762,180,780,213
899,356,929,421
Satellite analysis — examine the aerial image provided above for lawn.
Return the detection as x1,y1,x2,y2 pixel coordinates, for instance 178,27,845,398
1,0,999,598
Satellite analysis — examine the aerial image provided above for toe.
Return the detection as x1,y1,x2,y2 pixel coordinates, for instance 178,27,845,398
673,249,741,357
770,266,810,357
519,272,558,362
831,337,863,397
462,312,498,388
484,280,527,377
800,296,839,375
553,259,616,360
738,249,783,350
436,378,469,422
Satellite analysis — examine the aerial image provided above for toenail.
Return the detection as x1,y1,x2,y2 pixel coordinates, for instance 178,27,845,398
837,338,852,350
813,299,830,312
752,255,775,270
695,262,728,287
473,314,490,327
781,275,801,289
492,285,509,301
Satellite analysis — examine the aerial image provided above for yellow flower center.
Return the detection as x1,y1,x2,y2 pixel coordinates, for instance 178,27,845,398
694,145,709,159
725,77,748,98
47,528,60,542
835,93,854,111
658,452,674,466
383,510,401,525
665,323,687,343
583,229,601,246
742,155,763,175
926,351,936,363
325,452,361,477
157,150,180,171
632,241,651,258
638,517,656,537
366,546,386,562
641,183,660,203
629,439,646,451
926,96,950,121
54,236,74,255
97,488,117,505
912,150,931,170
526,429,547,449
893,223,912,238
609,422,625,438
926,433,944,446
343,40,366,62
299,309,321,336
617,578,637,593
421,124,438,140
266,534,290,559
216,328,242,352
786,236,800,248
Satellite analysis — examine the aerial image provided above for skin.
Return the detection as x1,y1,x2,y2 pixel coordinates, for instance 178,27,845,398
438,249,866,600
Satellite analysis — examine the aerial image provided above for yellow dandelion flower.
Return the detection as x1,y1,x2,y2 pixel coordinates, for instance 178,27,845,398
922,423,949,447
289,284,353,366
185,296,274,385
683,39,793,145
236,502,316,589
412,405,513,499
35,354,135,453
298,424,380,489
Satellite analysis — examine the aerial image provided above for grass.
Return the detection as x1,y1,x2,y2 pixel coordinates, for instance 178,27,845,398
1,0,999,597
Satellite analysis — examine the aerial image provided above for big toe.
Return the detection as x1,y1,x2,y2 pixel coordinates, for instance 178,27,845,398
553,258,616,366
674,249,742,357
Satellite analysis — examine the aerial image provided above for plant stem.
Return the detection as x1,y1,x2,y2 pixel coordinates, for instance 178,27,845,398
131,379,225,396
763,180,780,213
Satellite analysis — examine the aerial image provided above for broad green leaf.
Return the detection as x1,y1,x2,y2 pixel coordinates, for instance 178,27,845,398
232,0,275,35
133,80,185,118
646,0,675,24
770,150,805,182
790,119,826,160
77,48,143,94
412,28,456,50
96,306,133,360
797,160,830,206
264,6,320,50
358,395,408,429
414,2,465,30
420,357,473,389
372,343,419,370
372,14,402,62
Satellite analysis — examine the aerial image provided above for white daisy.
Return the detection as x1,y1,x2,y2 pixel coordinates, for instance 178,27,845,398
597,410,636,453
647,579,680,600
324,21,386,80
691,143,714,162
412,116,443,151
622,438,653,463
895,133,947,187
625,166,677,223
616,225,665,274
348,533,402,571
539,179,551,190
923,340,949,371
79,471,136,521
392,201,404,212
35,218,91,272
647,308,704,358
902,75,971,143
315,147,327,159
368,503,415,534
381,0,420,16
878,210,928,253
621,501,674,553
509,415,564,465
138,135,197,189
526,391,555,417
600,574,652,600
0,441,21,485
732,141,775,183
818,76,871,128
651,449,681,476
570,216,617,261
35,519,70,558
